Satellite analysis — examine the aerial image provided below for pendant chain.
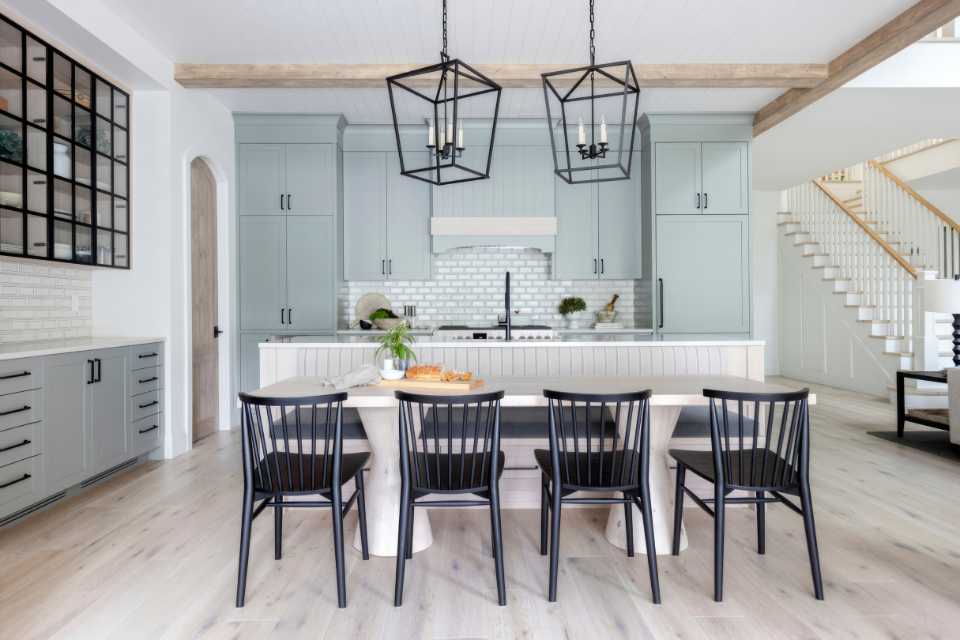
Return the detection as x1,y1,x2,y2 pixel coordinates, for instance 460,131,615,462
588,0,596,66
441,0,448,57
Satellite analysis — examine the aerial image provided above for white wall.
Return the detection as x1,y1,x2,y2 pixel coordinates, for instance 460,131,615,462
751,190,780,375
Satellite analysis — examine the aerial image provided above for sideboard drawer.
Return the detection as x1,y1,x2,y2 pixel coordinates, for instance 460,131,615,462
129,366,162,395
0,389,42,431
130,344,163,370
130,413,162,456
130,390,162,422
0,456,41,513
0,422,40,467
0,359,42,397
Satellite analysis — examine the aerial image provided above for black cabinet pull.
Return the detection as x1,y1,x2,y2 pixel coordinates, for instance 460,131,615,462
696,193,701,209
138,425,159,435
0,473,29,489
658,278,664,329
287,194,291,210
600,258,605,274
288,308,293,325
87,359,95,384
138,376,158,384
0,405,30,417
138,352,158,359
388,259,392,275
138,400,159,409
703,192,708,209
381,259,385,275
0,371,30,381
280,193,284,210
0,439,30,453
95,358,102,383
593,258,597,274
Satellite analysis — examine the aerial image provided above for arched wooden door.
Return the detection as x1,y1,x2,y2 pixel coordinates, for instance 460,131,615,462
191,158,219,442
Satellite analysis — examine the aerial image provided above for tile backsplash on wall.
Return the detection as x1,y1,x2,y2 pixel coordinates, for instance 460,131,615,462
0,258,92,343
340,247,648,329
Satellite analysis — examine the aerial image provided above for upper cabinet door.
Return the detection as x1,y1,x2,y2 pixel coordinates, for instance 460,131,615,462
238,144,285,215
598,157,642,279
654,142,701,215
386,152,430,280
343,152,387,280
701,142,749,215
284,144,337,215
286,216,336,331
554,169,598,280
239,216,286,330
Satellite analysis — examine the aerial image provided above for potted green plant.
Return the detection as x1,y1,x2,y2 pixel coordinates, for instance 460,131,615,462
375,322,417,372
558,296,587,329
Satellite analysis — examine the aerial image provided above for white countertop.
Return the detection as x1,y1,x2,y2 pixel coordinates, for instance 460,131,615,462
262,336,764,348
0,336,164,361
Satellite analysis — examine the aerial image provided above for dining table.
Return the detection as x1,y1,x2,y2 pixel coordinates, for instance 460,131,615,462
252,375,812,557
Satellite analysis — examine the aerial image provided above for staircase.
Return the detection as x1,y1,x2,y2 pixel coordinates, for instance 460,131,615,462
779,149,960,405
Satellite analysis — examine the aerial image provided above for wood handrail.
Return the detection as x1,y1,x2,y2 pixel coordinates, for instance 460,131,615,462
868,159,960,233
812,180,918,278
880,138,955,165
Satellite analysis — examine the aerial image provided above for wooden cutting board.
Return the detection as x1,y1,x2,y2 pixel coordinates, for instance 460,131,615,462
377,378,485,391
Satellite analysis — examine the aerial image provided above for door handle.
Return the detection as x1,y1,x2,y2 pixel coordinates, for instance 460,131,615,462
138,424,159,435
703,192,708,209
696,193,701,209
95,358,102,383
138,376,158,384
0,439,30,453
0,405,30,417
0,473,29,489
213,325,224,338
593,258,597,274
287,308,293,325
87,359,95,384
0,371,29,381
658,278,664,329
287,194,291,210
388,259,392,275
600,258,605,274
281,308,286,325
381,259,385,275
280,194,284,210
138,400,159,409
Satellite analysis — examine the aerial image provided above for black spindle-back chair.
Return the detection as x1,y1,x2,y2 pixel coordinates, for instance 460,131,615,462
670,388,823,602
394,389,506,607
236,391,370,609
536,388,661,603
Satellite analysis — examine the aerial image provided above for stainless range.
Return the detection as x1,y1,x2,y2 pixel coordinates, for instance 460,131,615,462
435,325,556,341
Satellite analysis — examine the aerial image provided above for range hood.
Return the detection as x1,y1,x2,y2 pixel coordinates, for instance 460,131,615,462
430,217,558,253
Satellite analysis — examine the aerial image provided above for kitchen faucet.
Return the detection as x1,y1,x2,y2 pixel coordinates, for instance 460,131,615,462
504,271,512,341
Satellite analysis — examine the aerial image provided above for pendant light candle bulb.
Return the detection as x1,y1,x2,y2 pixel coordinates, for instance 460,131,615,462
446,121,454,147
427,122,435,147
600,115,607,144
577,117,586,145
457,123,464,149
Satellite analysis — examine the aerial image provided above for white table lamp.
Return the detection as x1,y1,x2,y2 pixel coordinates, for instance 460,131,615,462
924,277,960,367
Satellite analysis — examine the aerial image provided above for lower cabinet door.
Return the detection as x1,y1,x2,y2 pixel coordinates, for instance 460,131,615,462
43,353,89,493
240,333,273,393
0,455,42,520
130,413,162,457
657,215,750,333
86,349,129,472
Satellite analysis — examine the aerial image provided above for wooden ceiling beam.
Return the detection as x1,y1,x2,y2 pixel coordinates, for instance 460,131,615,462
754,0,960,136
174,62,828,89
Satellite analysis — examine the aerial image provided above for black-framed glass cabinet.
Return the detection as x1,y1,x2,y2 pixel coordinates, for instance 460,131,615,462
0,13,130,269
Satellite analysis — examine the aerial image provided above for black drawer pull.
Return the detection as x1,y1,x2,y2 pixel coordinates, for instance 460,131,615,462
138,425,159,435
138,376,158,384
138,400,159,409
0,473,30,489
0,439,30,453
0,405,30,417
0,371,30,381
138,352,158,359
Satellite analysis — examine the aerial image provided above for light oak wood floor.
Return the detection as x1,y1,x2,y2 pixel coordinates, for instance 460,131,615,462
2,378,959,639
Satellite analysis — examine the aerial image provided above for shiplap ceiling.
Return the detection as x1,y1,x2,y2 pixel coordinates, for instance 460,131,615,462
99,0,919,121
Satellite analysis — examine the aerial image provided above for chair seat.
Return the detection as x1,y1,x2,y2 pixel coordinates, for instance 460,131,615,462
409,450,505,493
534,448,642,490
254,451,370,494
670,448,798,491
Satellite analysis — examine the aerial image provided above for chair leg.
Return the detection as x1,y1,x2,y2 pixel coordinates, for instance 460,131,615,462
356,471,370,561
274,503,283,560
235,489,254,608
405,501,414,560
548,481,562,602
331,491,347,609
672,464,686,556
539,481,548,556
714,488,726,603
799,482,825,600
490,488,507,606
638,490,662,604
394,490,410,607
756,490,766,555
624,493,635,558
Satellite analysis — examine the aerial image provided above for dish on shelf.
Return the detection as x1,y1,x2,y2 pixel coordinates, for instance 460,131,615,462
0,191,22,207
355,292,391,325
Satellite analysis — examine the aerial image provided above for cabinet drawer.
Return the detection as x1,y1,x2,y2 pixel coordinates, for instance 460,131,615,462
130,413,162,456
0,389,42,431
0,422,40,467
130,390,162,422
0,359,42,396
130,343,163,370
0,456,41,512
129,366,162,395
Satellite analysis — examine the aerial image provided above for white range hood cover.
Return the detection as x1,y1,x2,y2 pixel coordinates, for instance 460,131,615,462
430,217,558,253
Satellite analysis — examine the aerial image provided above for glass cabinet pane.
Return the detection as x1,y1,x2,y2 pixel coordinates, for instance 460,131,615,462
53,95,71,138
53,219,71,259
0,21,21,72
26,213,46,256
113,197,127,231
25,37,46,84
96,78,110,118
53,177,71,217
0,114,23,163
53,53,71,98
113,90,127,127
75,185,91,223
113,162,126,197
75,67,92,109
114,232,127,267
75,146,90,186
75,224,92,263
0,161,23,208
26,128,45,170
0,209,23,254
0,67,22,118
113,126,127,162
96,116,110,155
96,191,111,228
75,106,92,147
96,228,111,265
26,170,46,214
52,138,71,178
96,154,111,191
26,82,45,127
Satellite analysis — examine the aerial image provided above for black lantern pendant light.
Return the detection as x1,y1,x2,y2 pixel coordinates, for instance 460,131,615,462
542,0,640,184
386,0,502,185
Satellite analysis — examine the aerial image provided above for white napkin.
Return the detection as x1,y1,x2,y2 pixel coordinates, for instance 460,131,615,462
323,364,381,390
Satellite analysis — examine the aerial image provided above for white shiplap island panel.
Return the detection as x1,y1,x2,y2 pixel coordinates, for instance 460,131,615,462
259,339,766,387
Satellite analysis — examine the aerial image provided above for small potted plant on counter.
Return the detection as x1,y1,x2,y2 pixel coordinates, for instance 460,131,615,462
558,296,587,329
375,323,417,377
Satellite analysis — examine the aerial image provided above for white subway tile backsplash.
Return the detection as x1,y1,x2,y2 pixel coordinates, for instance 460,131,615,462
0,258,92,342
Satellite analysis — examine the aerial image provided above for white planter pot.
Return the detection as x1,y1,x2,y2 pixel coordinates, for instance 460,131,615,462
564,312,587,329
